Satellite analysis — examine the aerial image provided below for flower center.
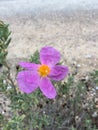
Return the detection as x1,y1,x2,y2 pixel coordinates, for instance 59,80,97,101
38,64,50,77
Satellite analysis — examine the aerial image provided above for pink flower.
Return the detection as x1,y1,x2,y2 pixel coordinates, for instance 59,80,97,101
17,46,69,99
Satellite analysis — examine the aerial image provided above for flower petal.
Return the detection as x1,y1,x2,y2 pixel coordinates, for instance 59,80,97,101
49,65,69,81
39,77,57,99
19,62,39,71
40,46,60,66
17,70,40,93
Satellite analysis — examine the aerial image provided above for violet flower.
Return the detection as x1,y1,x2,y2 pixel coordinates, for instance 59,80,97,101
17,46,69,99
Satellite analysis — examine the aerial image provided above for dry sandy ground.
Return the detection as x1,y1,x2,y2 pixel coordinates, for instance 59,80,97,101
1,10,98,77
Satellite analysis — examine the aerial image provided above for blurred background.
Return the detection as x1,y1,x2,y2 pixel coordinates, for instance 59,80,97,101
0,0,98,75
0,0,98,17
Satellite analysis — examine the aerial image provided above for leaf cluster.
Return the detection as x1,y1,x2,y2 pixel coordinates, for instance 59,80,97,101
0,21,11,64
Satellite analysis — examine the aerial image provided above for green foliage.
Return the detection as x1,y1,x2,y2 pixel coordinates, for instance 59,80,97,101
0,21,11,64
29,50,40,64
90,70,98,85
0,21,11,41
0,75,8,92
0,114,5,128
3,115,25,130
3,89,50,130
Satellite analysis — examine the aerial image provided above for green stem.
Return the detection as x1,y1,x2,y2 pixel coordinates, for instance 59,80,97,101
4,61,17,94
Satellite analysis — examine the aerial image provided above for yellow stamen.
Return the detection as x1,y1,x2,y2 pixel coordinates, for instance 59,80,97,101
38,64,50,77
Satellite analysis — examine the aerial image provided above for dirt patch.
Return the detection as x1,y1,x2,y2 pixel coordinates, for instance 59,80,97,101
1,11,97,77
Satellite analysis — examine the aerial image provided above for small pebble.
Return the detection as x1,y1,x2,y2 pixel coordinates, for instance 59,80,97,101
7,85,12,90
85,76,89,81
95,86,98,90
72,61,77,65
95,98,98,103
77,64,81,67
92,88,96,92
3,80,6,84
43,111,45,114
92,111,98,117
2,111,5,114
85,54,92,59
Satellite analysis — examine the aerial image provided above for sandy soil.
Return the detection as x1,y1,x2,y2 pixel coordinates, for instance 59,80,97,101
1,10,98,77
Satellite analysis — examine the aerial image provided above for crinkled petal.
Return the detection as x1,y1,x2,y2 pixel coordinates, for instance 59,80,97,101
49,65,69,81
40,46,60,66
39,77,57,99
17,70,40,93
19,62,39,71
